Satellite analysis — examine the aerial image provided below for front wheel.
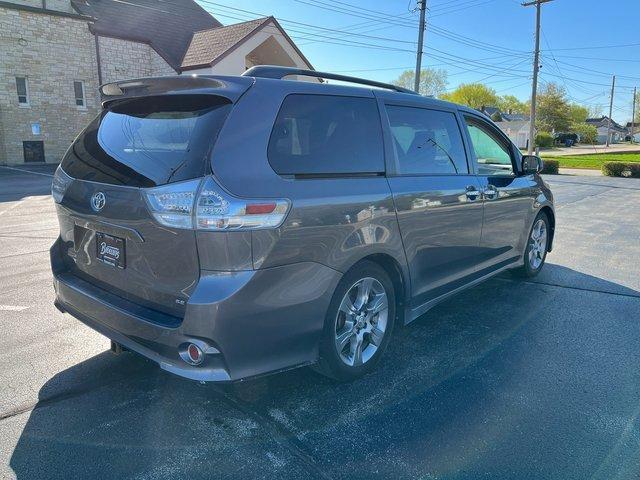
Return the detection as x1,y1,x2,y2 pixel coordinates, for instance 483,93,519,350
315,261,395,381
513,212,550,278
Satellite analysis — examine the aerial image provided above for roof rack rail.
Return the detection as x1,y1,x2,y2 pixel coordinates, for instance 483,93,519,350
242,65,418,95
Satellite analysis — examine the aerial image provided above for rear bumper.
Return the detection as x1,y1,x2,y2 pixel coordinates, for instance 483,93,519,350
51,240,341,382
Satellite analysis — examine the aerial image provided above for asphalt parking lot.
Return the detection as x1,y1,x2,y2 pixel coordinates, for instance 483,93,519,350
1,165,639,480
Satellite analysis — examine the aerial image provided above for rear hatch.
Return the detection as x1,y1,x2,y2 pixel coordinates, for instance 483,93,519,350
54,76,251,318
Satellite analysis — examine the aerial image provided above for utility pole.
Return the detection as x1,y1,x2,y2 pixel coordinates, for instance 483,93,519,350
631,86,637,144
414,0,427,94
522,0,553,155
606,75,616,147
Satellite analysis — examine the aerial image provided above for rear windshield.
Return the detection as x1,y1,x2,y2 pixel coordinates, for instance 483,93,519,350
267,94,384,176
62,95,231,187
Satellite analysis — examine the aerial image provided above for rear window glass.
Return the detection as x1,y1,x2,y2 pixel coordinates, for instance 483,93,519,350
268,94,384,175
62,95,231,187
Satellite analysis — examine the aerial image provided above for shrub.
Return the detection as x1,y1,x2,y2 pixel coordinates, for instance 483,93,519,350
535,131,554,148
571,123,598,144
541,159,559,174
601,161,640,178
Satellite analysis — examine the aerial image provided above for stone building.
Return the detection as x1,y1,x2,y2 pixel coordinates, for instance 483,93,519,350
0,0,314,165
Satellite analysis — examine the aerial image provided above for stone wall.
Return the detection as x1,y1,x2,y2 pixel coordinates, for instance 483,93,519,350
0,8,99,164
98,36,176,85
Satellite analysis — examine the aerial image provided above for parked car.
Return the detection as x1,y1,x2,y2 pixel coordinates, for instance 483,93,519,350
50,67,555,382
554,132,579,147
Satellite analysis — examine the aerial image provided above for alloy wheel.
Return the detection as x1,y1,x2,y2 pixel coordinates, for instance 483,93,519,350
334,277,389,367
528,218,548,270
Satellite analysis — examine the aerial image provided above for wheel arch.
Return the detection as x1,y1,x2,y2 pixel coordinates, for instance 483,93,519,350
345,253,409,326
538,206,555,252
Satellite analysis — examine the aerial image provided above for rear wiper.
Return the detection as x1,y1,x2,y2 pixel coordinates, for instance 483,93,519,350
165,150,190,183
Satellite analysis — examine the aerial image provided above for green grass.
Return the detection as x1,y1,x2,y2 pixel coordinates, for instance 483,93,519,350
541,152,640,170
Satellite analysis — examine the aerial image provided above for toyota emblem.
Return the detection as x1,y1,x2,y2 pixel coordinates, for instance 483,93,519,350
91,192,106,212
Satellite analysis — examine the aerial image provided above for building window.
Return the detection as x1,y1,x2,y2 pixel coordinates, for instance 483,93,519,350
74,81,86,108
16,77,29,106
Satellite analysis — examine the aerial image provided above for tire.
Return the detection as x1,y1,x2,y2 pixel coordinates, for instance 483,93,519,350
315,261,396,381
512,211,550,278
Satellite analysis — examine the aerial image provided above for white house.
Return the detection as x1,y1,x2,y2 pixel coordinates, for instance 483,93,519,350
496,120,530,150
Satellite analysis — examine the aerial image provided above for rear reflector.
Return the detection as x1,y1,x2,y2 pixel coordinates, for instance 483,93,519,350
187,344,203,365
245,203,276,215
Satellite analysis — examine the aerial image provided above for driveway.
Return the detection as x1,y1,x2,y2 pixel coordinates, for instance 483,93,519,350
1,166,639,480
542,143,640,156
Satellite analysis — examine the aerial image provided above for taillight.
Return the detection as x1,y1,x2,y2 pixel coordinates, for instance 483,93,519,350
143,176,290,231
143,178,200,229
195,176,289,230
51,166,73,203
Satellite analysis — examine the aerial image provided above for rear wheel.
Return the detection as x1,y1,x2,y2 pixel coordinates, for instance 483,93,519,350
316,261,395,381
513,212,550,278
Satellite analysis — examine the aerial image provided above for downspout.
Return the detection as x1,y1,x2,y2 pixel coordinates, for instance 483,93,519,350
94,34,103,85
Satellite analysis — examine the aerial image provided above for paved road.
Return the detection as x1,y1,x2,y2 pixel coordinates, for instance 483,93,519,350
1,166,639,480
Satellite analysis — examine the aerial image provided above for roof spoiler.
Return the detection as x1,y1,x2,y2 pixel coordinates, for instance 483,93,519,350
99,75,254,107
242,65,418,95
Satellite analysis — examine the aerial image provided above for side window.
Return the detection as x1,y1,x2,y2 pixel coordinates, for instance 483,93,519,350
464,117,514,176
268,94,384,175
386,105,468,175
74,81,86,108
16,77,29,106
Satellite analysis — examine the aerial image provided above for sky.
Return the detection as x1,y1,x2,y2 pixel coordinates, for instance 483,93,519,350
196,0,640,124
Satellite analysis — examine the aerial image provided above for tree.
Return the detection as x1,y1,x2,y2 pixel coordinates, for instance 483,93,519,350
439,83,498,110
497,95,528,114
587,105,603,119
391,68,448,97
536,83,572,133
568,103,588,123
571,123,597,144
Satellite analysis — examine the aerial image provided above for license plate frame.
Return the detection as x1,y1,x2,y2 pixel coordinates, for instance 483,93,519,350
95,232,126,269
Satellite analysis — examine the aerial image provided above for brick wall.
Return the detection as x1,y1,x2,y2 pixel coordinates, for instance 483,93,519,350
0,8,99,164
98,36,176,85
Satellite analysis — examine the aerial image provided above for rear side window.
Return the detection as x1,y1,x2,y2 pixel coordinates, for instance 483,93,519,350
62,95,231,187
386,105,468,175
268,94,384,175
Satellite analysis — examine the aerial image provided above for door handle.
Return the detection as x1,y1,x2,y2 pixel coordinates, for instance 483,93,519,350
465,185,481,202
483,185,499,200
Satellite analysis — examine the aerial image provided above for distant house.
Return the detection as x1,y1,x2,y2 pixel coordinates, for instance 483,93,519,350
625,122,640,142
479,106,529,123
586,116,627,144
496,120,530,149
0,0,314,165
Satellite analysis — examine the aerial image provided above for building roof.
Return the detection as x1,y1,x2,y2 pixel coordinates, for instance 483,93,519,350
181,16,313,70
502,113,529,122
496,120,529,131
586,116,627,132
71,0,220,70
182,17,270,69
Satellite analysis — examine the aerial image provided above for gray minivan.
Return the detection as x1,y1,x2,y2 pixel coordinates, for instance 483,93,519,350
50,66,554,382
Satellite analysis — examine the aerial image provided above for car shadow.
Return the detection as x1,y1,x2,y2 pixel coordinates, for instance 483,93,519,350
8,264,640,479
0,165,55,204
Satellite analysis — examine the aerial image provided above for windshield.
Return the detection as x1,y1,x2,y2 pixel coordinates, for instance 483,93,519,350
61,95,231,187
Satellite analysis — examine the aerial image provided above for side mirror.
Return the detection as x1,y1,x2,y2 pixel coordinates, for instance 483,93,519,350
521,155,543,174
